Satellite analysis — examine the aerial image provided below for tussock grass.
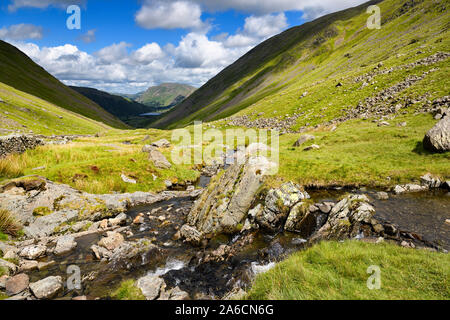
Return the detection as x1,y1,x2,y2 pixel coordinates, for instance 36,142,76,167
0,208,21,236
246,241,450,300
0,132,199,194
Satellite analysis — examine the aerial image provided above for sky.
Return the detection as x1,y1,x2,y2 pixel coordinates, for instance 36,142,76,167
0,0,367,94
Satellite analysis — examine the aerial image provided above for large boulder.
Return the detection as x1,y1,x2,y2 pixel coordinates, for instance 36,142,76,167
256,182,310,231
152,139,171,148
293,135,315,147
54,235,77,255
148,149,172,169
5,273,29,296
137,274,164,300
19,244,47,260
98,231,124,251
184,157,266,238
312,194,375,241
29,276,63,299
423,116,449,152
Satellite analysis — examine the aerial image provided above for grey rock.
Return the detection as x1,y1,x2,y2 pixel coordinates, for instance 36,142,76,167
19,245,47,260
98,231,124,251
108,213,128,227
303,144,320,151
29,276,63,299
375,192,389,200
142,145,156,153
186,158,265,236
148,149,172,169
151,139,171,148
423,115,450,152
137,275,164,300
54,235,77,256
18,260,38,272
420,173,441,188
293,135,315,147
180,225,202,245
312,194,376,241
284,202,325,238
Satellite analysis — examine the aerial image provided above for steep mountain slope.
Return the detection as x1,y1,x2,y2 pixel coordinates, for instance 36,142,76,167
0,40,128,129
152,0,449,129
0,82,113,136
135,83,196,109
70,86,158,127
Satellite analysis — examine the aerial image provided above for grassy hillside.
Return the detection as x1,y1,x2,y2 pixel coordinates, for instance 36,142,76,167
0,129,199,194
135,83,196,109
152,0,449,129
71,86,157,128
246,241,450,300
0,82,113,136
0,40,128,129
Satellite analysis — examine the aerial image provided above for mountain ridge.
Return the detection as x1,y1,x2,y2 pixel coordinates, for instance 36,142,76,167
0,40,128,129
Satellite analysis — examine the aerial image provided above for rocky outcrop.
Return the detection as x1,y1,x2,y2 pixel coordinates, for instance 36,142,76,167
53,235,77,255
255,182,310,231
293,135,315,147
0,179,195,239
0,135,44,158
182,158,266,240
423,115,449,152
147,149,172,169
311,194,376,241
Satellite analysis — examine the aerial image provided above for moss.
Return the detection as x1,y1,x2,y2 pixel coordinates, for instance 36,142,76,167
0,232,8,241
0,266,7,277
33,206,53,217
111,280,146,300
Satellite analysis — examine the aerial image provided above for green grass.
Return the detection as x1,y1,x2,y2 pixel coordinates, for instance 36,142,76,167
272,114,450,188
0,82,114,136
246,241,450,300
111,280,146,300
0,130,200,194
0,231,8,241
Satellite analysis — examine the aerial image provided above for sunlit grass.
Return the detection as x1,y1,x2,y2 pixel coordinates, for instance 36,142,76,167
246,241,450,300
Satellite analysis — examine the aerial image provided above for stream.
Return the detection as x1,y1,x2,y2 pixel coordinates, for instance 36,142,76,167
26,186,450,300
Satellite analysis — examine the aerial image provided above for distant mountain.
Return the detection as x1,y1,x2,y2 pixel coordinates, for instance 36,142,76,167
134,83,196,109
70,86,158,127
0,40,127,129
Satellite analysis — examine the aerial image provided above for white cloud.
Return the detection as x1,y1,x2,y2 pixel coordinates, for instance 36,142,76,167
0,24,43,40
94,42,131,65
224,13,288,48
132,43,165,64
8,0,84,12
135,1,205,30
193,0,367,18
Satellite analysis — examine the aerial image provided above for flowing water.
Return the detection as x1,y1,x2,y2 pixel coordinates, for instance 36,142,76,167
27,186,450,300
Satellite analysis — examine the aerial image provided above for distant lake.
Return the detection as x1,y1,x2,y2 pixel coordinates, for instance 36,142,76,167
140,112,161,116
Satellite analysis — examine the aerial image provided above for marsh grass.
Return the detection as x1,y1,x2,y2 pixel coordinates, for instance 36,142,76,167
246,241,450,300
0,208,21,236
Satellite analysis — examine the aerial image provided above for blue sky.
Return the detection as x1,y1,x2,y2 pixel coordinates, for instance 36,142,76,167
0,0,366,93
